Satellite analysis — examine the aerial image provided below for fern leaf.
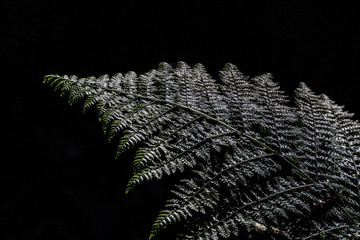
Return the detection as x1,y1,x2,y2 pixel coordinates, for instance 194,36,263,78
44,61,360,240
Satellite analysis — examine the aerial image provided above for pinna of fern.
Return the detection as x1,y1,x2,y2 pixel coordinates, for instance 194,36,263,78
44,61,360,240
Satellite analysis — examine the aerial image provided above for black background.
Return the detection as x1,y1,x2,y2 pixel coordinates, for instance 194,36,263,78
2,1,359,239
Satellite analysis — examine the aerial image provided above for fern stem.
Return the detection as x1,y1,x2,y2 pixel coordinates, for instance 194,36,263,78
302,224,351,240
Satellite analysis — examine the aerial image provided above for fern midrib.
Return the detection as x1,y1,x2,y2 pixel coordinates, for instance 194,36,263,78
301,223,359,240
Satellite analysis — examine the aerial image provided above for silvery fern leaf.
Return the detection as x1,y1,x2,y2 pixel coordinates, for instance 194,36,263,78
44,61,360,240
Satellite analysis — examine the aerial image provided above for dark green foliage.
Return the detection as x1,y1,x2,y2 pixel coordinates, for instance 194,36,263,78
44,61,360,239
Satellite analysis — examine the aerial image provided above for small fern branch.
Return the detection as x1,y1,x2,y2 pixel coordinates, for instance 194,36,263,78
192,183,315,240
126,131,237,193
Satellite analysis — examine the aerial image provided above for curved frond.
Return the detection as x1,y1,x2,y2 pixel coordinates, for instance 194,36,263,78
44,61,360,240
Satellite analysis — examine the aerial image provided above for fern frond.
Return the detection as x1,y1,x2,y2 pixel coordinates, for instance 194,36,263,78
44,61,360,240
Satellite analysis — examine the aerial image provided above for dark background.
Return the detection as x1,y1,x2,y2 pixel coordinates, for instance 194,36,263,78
2,1,359,239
